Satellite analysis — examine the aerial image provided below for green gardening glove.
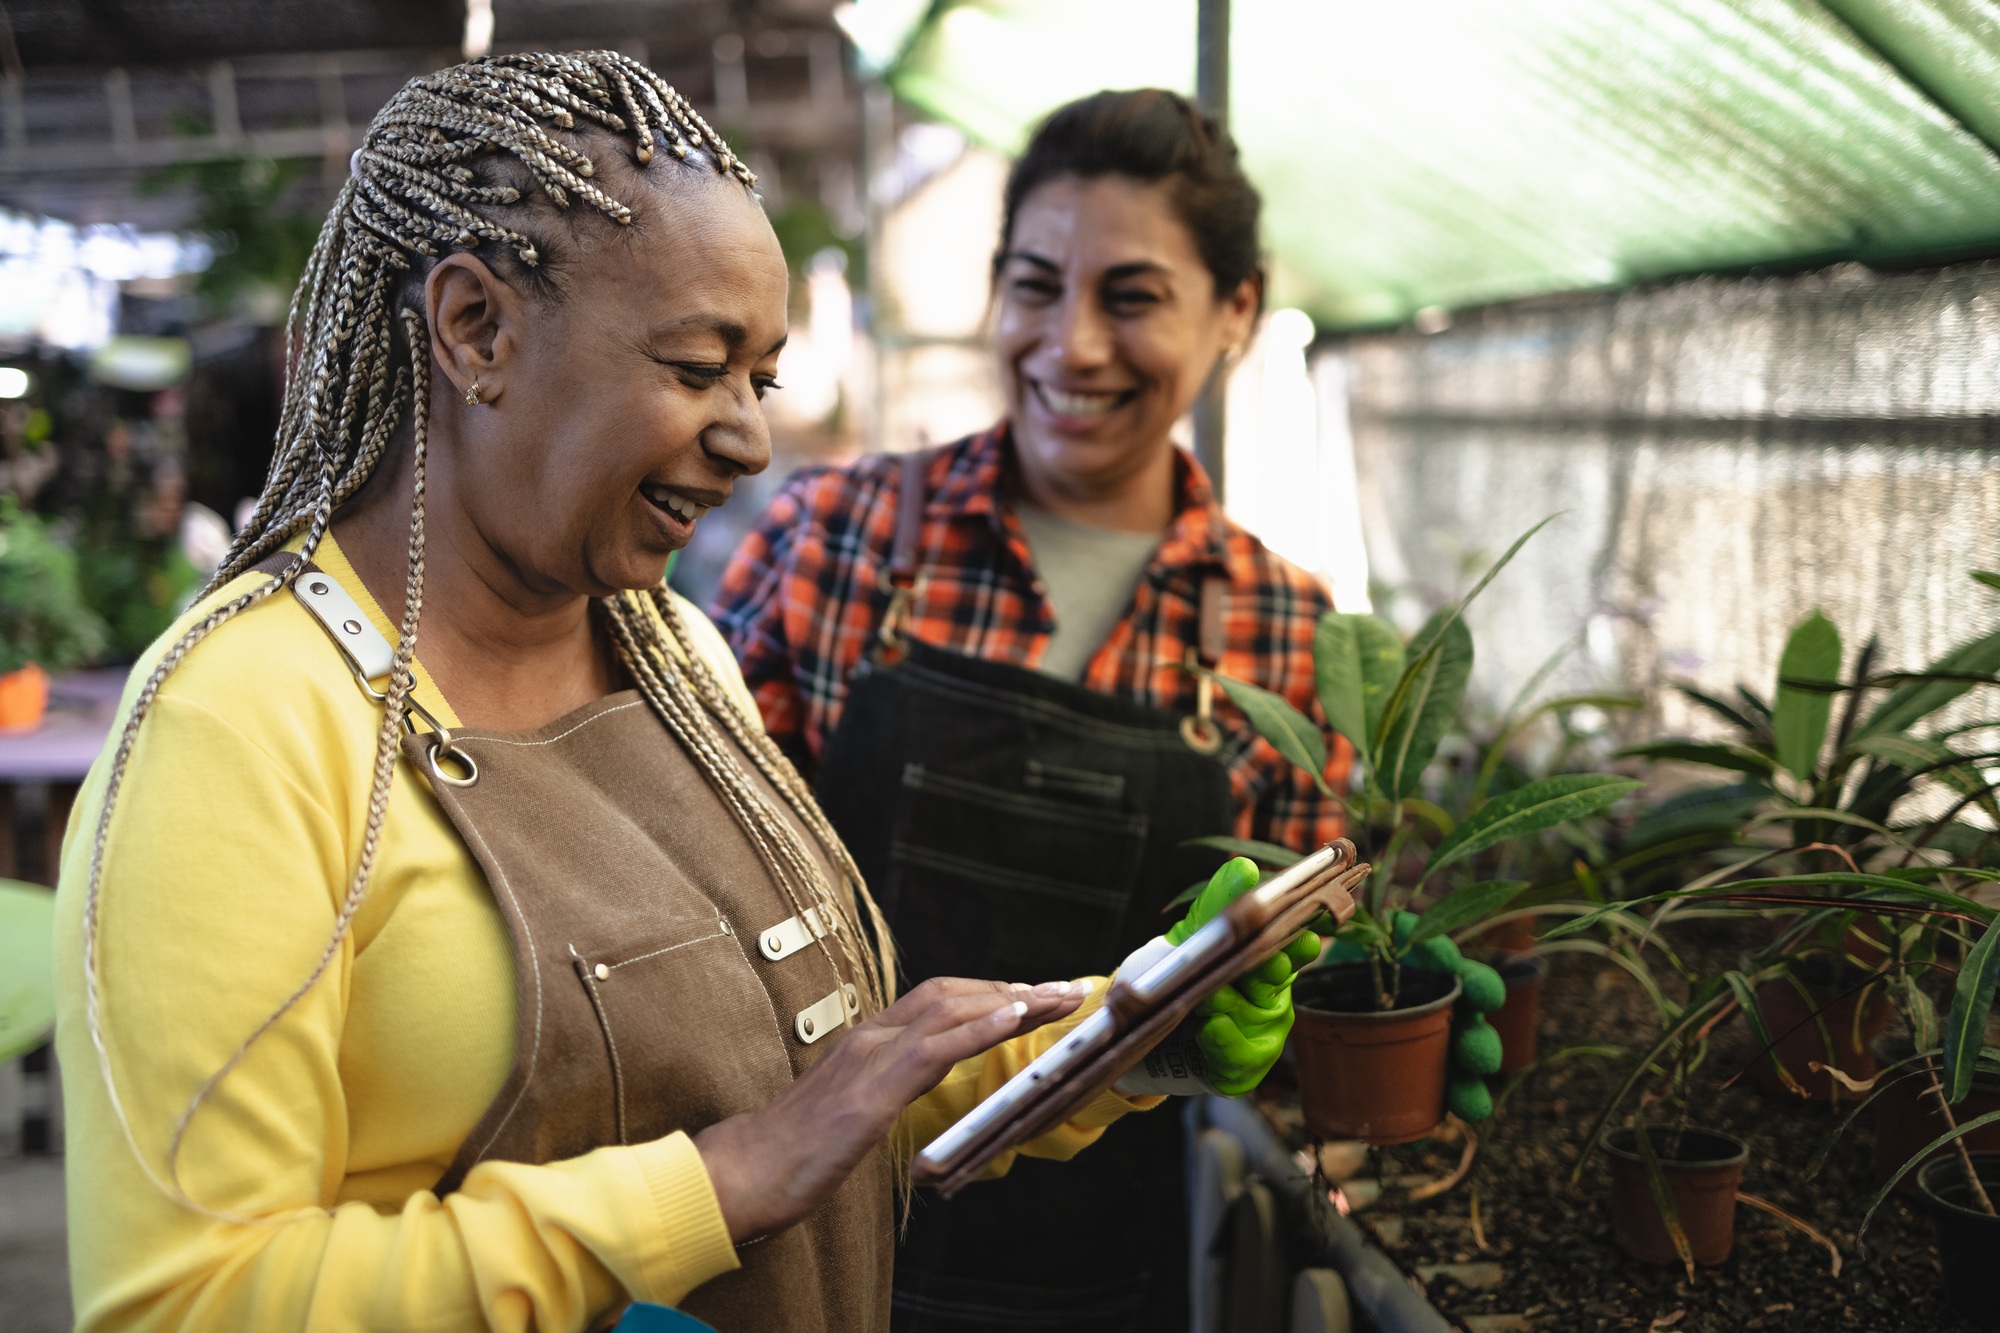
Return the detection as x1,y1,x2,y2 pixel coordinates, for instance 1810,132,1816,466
1167,857,1322,1097
1323,910,1505,1123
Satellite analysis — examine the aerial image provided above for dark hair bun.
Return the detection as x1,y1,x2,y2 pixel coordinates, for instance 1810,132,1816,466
997,88,1263,305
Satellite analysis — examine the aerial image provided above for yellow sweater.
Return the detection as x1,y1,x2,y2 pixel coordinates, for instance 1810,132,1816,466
53,535,1151,1333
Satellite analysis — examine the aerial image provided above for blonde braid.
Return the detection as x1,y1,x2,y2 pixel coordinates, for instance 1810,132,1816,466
80,51,806,1219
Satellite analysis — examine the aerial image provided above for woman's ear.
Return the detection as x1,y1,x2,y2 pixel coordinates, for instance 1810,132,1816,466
425,254,526,405
1216,271,1264,364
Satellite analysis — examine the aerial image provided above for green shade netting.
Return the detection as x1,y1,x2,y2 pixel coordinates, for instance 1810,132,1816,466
0,878,55,1063
857,0,2000,329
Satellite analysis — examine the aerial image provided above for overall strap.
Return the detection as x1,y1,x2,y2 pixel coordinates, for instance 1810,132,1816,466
1184,513,1231,754
875,447,933,654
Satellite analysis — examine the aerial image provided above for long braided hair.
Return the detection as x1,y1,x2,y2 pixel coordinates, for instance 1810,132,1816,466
80,50,895,1214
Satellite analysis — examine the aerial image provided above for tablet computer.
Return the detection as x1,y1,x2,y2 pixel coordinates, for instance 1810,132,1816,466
912,839,1365,1195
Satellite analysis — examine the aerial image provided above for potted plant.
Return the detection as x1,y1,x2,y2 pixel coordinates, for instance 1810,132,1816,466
1552,578,2000,1286
0,497,107,729
1191,519,1636,1143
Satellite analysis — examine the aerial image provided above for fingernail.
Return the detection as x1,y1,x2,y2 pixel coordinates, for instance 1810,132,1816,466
1075,979,1094,997
1033,980,1072,998
996,1000,1028,1021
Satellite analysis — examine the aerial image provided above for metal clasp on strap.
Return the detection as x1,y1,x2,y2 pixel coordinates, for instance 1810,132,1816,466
876,566,927,651
284,562,469,778
795,983,859,1044
1180,648,1223,755
759,906,840,961
1179,572,1229,755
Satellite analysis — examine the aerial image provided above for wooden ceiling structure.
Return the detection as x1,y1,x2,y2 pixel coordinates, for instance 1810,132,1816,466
0,0,859,230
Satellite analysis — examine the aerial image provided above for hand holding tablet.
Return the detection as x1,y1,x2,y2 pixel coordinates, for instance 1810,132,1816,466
913,839,1365,1195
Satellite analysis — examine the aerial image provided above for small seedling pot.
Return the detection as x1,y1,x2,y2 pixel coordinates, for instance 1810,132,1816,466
1488,951,1549,1076
1917,1152,2000,1329
1870,1038,2000,1196
1747,956,1890,1105
1290,962,1459,1145
1603,1126,1748,1267
0,663,48,732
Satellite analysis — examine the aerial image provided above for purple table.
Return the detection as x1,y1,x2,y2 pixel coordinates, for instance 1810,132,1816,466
0,671,123,883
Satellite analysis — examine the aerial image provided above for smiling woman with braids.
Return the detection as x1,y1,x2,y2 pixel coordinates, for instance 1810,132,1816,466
42,53,1184,1333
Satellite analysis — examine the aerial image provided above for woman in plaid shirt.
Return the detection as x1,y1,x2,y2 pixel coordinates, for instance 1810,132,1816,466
713,90,1347,1332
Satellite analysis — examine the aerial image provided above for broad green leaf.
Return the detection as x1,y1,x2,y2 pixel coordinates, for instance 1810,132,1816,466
1425,774,1640,878
1848,733,1957,770
1210,673,1327,783
1621,782,1765,848
1773,610,1842,781
1376,611,1473,800
1860,1108,2000,1244
1974,570,2000,593
1403,880,1529,949
1616,741,1776,777
1856,627,2000,740
1181,835,1304,868
1313,611,1403,761
1944,915,2000,1102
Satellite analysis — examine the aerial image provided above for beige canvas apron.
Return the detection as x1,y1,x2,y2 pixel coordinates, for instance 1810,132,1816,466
266,556,893,1331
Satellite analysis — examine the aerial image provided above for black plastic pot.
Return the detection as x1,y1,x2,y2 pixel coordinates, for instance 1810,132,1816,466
1918,1152,2000,1329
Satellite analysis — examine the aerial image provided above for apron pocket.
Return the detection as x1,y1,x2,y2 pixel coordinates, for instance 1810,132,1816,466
887,765,1148,982
571,919,792,1145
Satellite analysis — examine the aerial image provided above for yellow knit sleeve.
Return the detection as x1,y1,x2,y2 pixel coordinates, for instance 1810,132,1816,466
54,597,740,1331
899,981,1166,1181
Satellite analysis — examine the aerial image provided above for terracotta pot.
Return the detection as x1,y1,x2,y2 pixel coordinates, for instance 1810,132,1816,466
1477,913,1538,954
1489,951,1549,1076
1290,962,1459,1145
1746,957,1890,1105
1871,1047,2000,1196
1918,1153,2000,1329
1604,1126,1748,1266
0,663,48,732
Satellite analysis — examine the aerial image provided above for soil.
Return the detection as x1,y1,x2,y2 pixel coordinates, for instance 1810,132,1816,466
1264,922,1982,1332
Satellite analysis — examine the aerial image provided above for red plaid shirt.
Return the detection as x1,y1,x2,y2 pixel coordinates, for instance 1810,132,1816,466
710,424,1349,850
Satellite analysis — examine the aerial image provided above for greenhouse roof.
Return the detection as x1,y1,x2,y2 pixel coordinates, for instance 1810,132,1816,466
845,0,2000,329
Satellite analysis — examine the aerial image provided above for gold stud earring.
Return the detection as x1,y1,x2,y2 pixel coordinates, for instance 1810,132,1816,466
464,378,482,407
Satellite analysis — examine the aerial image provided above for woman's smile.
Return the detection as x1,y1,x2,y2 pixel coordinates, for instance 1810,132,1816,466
1026,377,1140,431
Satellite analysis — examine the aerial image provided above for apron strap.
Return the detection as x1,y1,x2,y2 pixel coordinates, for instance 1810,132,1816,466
248,549,455,744
1197,572,1227,668
875,447,933,653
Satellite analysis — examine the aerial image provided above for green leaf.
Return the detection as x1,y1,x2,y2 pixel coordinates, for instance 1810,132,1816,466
1674,683,1764,735
1860,1108,2000,1244
1944,915,2000,1102
1210,673,1328,783
1425,774,1640,878
1616,741,1776,776
1856,627,2000,740
1973,570,2000,593
1404,880,1529,949
1181,835,1304,868
1621,782,1765,848
1631,1115,1696,1280
1774,610,1842,781
1376,611,1473,800
1848,733,1957,770
1313,611,1404,761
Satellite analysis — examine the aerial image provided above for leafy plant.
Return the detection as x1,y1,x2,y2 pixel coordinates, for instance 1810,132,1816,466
1191,517,1638,1006
0,498,107,674
1551,577,2000,1220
